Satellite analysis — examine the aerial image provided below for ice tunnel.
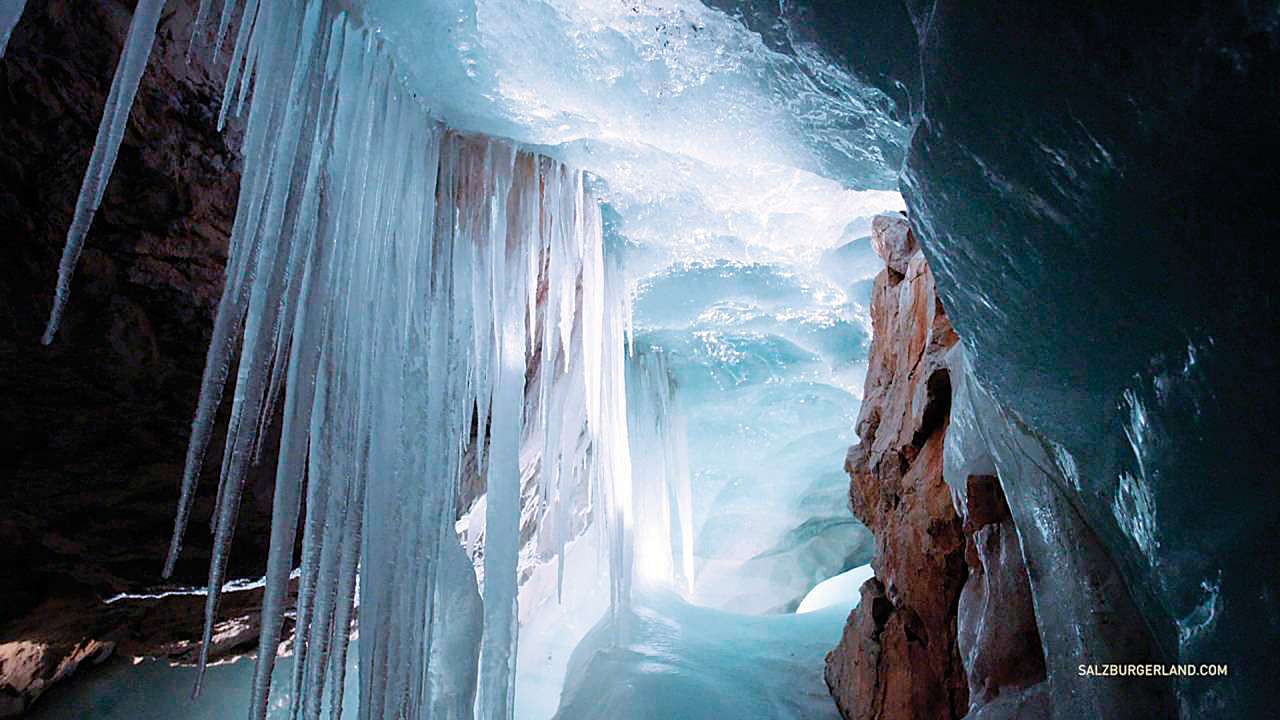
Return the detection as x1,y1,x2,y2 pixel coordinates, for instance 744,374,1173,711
0,2,1276,720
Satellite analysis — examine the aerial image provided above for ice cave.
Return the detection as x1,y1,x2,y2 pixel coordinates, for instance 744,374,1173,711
0,2,1275,720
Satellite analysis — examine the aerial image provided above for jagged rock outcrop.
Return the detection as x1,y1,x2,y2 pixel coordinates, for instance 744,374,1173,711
826,213,1050,720
825,213,967,720
0,2,274,714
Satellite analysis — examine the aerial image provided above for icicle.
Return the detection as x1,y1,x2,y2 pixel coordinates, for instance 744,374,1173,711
477,139,524,720
43,3,645,717
218,0,261,131
0,0,26,58
41,0,167,344
187,0,216,62
247,11,349,720
163,0,303,581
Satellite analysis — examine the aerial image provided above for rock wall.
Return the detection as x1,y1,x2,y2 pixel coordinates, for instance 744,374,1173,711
825,214,1048,720
0,2,274,714
824,214,966,720
954,475,1046,719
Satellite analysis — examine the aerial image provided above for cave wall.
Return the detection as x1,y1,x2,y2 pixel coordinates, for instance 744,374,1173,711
0,2,287,714
893,2,1278,718
826,215,1053,720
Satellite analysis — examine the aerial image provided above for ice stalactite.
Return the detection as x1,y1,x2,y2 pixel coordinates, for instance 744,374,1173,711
33,2,636,719
40,0,167,344
0,0,25,58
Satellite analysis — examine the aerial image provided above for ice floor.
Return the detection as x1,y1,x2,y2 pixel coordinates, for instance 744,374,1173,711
554,591,849,720
29,587,860,720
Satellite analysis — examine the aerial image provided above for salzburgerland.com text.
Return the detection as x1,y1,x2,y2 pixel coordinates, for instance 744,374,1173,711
1078,664,1229,677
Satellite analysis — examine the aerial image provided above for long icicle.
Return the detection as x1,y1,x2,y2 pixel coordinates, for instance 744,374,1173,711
14,1,645,716
41,0,167,344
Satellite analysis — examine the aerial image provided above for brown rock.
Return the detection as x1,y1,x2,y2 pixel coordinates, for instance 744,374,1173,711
826,224,967,720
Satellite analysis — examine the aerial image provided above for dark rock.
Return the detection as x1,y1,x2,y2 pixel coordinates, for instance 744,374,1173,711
0,1,283,714
956,475,1045,718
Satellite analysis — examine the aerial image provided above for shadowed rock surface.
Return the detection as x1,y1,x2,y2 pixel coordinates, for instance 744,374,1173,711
0,2,280,714
955,475,1046,719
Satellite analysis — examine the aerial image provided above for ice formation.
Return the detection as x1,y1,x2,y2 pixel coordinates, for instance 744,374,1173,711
630,255,881,613
553,590,846,720
33,1,647,718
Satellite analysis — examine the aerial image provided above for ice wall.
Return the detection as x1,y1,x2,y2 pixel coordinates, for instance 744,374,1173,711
630,254,881,613
900,2,1280,717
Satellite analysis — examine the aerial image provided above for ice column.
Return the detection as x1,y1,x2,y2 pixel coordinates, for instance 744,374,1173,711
626,350,695,595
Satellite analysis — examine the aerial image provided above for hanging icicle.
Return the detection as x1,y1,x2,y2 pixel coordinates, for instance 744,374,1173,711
627,349,696,596
41,0,167,344
37,1,648,718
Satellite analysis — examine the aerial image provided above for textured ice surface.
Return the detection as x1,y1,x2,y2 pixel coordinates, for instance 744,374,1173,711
630,254,881,614
553,590,845,720
900,3,1280,716
358,0,906,278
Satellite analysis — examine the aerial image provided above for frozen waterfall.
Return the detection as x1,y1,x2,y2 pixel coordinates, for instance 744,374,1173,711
41,0,644,717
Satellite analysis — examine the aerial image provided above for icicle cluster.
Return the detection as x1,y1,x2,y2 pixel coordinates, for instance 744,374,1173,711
33,0,652,716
